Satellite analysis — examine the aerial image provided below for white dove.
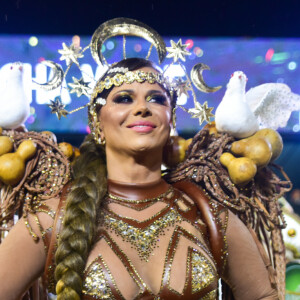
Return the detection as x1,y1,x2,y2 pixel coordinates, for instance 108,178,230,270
0,62,30,129
215,71,259,138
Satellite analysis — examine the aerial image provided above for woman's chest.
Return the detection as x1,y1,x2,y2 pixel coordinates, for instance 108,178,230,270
82,194,219,300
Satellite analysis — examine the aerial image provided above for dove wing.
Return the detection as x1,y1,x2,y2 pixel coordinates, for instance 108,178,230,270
247,83,300,129
246,83,290,112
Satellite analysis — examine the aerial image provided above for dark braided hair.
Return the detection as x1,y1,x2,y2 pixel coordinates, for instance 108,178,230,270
54,57,175,299
54,135,106,299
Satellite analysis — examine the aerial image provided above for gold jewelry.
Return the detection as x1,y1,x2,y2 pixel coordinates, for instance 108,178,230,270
90,70,173,107
103,208,182,261
89,112,105,145
39,18,222,126
107,186,174,204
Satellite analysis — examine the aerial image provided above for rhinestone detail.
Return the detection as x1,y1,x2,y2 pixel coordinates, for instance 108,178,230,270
103,208,182,261
191,251,216,293
83,262,114,299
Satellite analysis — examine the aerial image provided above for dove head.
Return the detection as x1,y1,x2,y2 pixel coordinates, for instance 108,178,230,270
0,62,23,81
227,71,248,91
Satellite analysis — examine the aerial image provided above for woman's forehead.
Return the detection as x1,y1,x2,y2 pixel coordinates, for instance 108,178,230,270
108,80,168,96
108,66,168,97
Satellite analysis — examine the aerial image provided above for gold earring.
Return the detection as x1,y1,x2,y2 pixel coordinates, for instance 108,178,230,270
90,113,106,146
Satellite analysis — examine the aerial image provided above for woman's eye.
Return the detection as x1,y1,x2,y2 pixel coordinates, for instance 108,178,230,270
146,95,167,105
113,94,133,104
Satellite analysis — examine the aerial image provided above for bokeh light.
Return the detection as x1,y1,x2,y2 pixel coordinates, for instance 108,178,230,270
188,53,196,60
26,115,35,124
288,61,297,70
193,47,203,57
30,107,35,114
72,35,80,48
28,36,38,47
185,39,194,49
134,43,142,52
265,48,274,62
38,57,45,63
107,41,114,50
293,124,300,132
254,56,263,63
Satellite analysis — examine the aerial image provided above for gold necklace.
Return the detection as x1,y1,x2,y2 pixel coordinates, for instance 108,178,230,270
107,186,174,204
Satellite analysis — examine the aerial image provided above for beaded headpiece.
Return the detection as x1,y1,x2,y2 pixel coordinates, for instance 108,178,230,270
36,18,221,143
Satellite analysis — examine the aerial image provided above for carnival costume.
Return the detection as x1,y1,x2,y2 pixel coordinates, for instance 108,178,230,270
0,18,292,299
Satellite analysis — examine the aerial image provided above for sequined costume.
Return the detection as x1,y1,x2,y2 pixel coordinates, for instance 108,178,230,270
41,179,277,300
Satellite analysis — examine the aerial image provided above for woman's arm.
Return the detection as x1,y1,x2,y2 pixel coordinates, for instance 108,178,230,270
0,218,46,299
0,197,59,300
222,210,279,300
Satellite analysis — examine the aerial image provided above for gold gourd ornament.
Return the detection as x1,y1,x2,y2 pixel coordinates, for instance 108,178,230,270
249,128,283,162
220,152,257,186
41,131,57,144
0,136,14,156
0,140,37,186
58,142,74,160
231,137,272,168
162,136,192,168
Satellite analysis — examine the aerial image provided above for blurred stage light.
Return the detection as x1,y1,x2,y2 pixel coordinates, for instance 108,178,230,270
29,36,38,47
288,61,297,70
193,47,203,57
107,41,114,50
72,35,80,48
265,48,274,62
134,43,142,52
185,39,194,49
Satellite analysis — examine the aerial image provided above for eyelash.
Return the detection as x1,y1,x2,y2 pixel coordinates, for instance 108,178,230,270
113,94,167,105
113,94,132,104
146,95,167,105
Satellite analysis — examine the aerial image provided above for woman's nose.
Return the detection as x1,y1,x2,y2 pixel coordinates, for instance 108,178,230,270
133,100,152,117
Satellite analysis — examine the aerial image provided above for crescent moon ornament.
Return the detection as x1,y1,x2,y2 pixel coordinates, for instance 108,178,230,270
90,18,167,66
35,60,64,91
191,63,222,93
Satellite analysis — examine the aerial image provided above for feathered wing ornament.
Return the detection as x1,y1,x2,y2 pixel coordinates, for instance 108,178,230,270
166,128,292,300
246,83,300,129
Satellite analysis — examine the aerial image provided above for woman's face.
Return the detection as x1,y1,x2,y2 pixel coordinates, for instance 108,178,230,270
99,67,172,156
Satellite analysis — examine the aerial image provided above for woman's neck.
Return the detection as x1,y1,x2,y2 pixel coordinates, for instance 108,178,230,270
105,148,163,184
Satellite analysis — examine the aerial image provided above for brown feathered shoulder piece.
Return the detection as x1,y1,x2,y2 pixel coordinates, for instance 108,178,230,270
165,127,292,300
0,129,71,242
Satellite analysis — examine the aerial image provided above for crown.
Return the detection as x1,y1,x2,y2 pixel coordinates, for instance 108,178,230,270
36,18,221,128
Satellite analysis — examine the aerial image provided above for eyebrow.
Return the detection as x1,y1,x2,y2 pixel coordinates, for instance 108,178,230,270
111,89,167,97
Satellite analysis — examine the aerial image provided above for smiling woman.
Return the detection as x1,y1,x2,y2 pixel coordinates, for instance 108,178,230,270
0,18,286,300
99,65,172,165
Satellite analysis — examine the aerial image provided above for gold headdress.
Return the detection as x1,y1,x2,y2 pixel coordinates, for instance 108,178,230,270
37,18,221,139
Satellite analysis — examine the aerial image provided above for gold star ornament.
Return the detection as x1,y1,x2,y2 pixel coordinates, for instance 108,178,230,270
174,78,192,97
166,39,191,62
48,96,69,120
187,101,214,125
68,77,91,97
58,42,84,66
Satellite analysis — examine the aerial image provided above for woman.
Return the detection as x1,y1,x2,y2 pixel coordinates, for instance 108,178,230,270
0,57,279,300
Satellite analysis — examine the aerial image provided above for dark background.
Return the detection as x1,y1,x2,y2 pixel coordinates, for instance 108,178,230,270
1,0,300,37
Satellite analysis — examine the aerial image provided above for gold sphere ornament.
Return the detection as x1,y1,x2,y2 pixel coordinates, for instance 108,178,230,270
287,228,296,238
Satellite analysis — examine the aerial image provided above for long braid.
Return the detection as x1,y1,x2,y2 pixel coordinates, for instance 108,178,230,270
55,135,107,299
